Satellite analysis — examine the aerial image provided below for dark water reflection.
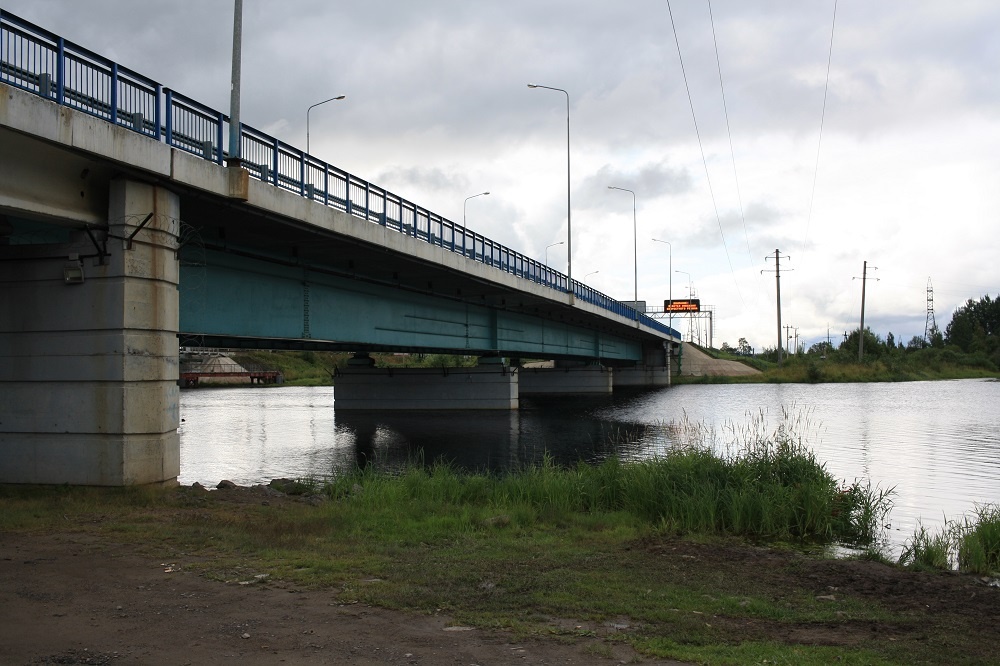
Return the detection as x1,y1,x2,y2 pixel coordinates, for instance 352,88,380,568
335,392,661,472
179,379,1000,553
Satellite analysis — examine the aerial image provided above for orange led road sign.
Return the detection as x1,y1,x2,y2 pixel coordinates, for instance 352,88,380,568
664,299,701,313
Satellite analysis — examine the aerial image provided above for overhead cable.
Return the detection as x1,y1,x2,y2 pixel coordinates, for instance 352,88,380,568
666,0,744,306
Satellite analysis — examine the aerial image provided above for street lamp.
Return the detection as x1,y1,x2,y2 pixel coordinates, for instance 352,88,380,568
528,83,572,287
464,191,489,226
306,95,346,155
675,269,692,342
608,186,637,304
584,270,599,284
545,241,564,266
228,0,243,166
652,238,672,336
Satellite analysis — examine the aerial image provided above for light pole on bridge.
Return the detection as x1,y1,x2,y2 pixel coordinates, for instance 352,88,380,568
652,238,672,337
545,241,564,266
306,95,346,156
675,270,692,342
608,186,638,305
464,191,489,226
528,84,572,289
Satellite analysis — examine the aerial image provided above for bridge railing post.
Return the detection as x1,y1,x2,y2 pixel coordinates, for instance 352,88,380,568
164,88,173,145
153,83,161,140
110,62,118,125
323,163,329,206
215,111,225,164
56,36,65,105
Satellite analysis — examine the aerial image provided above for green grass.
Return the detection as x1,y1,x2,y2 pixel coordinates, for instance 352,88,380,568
0,468,979,665
15,429,999,665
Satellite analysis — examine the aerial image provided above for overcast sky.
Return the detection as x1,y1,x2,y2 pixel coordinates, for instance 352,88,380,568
6,0,998,351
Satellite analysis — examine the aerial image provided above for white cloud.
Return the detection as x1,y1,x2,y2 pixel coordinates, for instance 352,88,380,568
5,0,998,349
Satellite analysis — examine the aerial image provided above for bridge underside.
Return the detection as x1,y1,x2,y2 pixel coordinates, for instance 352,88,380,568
1,80,675,486
179,247,643,362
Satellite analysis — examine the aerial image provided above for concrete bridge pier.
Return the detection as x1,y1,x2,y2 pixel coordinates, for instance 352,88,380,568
0,179,181,485
612,342,673,388
517,361,614,395
334,355,519,410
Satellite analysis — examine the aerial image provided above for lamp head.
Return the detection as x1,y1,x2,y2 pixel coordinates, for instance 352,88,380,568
527,84,538,88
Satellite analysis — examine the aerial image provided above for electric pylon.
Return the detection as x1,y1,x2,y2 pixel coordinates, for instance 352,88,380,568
924,277,937,342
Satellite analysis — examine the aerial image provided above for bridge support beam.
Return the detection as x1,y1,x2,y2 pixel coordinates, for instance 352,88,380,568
612,342,672,388
612,366,671,387
518,363,613,395
334,365,519,410
0,179,181,485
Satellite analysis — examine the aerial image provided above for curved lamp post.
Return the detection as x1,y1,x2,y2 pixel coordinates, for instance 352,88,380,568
609,186,637,303
528,84,572,286
464,191,489,225
652,238,672,336
675,269,692,342
306,95,346,155
583,270,599,285
545,241,564,266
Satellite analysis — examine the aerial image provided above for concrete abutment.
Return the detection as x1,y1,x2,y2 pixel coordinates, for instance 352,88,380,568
0,179,181,485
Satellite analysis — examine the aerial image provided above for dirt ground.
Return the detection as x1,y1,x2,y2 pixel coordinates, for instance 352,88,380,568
2,486,998,665
677,344,760,377
0,531,688,666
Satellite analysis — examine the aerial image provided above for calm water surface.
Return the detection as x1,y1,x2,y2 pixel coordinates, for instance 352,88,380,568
179,379,1000,551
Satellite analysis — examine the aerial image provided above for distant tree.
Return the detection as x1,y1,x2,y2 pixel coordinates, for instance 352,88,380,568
946,295,999,352
736,337,753,356
906,335,927,351
839,327,885,360
720,341,733,353
807,341,834,356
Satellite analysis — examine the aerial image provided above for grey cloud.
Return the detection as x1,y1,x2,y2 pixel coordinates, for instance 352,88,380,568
575,161,694,211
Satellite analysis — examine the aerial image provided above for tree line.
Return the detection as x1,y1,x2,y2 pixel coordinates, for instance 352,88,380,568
721,294,1000,373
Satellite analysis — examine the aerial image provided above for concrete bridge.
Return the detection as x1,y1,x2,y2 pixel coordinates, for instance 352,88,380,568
0,10,679,486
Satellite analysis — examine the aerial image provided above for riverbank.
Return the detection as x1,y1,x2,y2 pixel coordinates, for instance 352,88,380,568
3,474,997,664
675,345,1000,384
219,349,999,388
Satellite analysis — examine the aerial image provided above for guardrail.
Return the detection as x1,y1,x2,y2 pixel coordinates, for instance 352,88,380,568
0,8,677,339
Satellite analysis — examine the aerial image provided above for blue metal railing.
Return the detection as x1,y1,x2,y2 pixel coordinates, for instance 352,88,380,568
0,8,677,339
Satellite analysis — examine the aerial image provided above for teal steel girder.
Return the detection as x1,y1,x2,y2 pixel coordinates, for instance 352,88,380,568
179,249,641,361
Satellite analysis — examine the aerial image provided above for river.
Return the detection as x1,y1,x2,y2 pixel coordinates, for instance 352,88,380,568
179,378,1000,552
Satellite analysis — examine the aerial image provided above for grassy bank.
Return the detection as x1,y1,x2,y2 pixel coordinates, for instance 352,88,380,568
679,344,1000,384
19,428,998,664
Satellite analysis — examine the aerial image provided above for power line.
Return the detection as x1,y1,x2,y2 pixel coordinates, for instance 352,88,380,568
707,0,753,274
665,0,744,306
801,0,839,255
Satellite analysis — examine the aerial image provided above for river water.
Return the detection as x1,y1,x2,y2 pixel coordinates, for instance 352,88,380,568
179,379,1000,552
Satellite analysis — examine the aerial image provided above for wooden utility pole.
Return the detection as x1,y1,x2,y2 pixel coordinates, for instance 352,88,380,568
854,260,878,362
763,250,790,366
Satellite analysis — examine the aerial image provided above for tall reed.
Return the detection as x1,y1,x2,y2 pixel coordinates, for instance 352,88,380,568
321,411,893,547
897,504,1000,574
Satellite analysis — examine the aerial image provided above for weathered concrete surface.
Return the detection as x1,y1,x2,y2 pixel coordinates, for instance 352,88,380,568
678,343,761,377
334,366,519,410
0,179,180,485
613,365,672,387
518,365,613,395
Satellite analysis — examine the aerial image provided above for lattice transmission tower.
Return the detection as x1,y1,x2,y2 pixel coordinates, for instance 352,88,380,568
924,277,937,342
